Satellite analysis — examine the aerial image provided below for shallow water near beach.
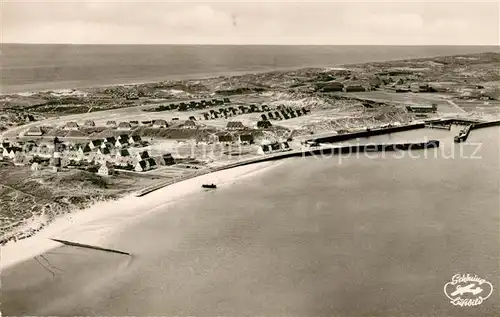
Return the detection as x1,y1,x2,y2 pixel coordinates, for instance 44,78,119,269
3,127,500,316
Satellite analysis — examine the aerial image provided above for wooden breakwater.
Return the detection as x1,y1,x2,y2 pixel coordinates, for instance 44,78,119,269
50,238,131,255
308,123,426,143
136,140,439,197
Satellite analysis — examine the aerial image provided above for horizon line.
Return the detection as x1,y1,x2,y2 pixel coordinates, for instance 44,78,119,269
3,43,499,47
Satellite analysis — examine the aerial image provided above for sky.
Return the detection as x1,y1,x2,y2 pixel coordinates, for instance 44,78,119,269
1,0,499,45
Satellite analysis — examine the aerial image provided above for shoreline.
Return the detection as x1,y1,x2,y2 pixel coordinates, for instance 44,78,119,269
1,160,282,270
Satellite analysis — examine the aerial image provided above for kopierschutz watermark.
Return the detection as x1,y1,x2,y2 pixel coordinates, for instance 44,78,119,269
146,138,484,163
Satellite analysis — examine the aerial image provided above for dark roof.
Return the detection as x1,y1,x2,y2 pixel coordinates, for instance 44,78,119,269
104,136,117,144
257,120,272,128
137,160,147,169
118,122,132,128
218,134,233,142
99,147,111,155
130,135,142,142
146,157,157,166
90,139,102,147
117,135,129,144
271,143,281,150
7,146,23,153
239,134,254,142
137,151,150,159
118,149,130,157
153,119,167,125
183,120,196,126
227,121,245,129
106,121,117,125
79,144,91,152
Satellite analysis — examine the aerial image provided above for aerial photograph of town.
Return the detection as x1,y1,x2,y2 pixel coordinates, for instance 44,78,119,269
1,1,499,316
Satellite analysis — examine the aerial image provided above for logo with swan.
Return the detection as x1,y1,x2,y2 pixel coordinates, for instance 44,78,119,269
444,274,493,307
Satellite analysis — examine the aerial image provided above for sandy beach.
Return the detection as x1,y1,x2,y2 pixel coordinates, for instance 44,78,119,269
2,160,281,270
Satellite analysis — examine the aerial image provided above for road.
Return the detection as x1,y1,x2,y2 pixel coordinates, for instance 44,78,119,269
445,99,467,113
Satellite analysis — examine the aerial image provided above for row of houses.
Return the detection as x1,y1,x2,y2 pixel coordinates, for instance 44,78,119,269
1,137,176,176
257,142,291,155
261,106,310,121
200,104,272,121
318,82,368,92
62,119,197,131
152,98,231,112
214,133,255,145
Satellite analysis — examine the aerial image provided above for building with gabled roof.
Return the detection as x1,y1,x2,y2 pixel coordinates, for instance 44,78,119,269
217,133,234,144
129,135,142,144
226,121,246,130
97,146,111,155
5,147,23,160
89,139,103,150
182,120,196,129
25,126,43,136
135,150,150,161
115,148,133,166
84,120,96,127
115,135,130,148
106,120,117,128
153,119,168,128
257,120,272,129
25,114,35,122
117,122,132,131
98,162,114,176
63,122,79,131
238,134,254,145
102,136,117,148
134,157,157,172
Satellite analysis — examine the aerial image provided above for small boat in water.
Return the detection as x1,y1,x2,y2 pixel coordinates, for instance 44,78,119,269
202,184,217,189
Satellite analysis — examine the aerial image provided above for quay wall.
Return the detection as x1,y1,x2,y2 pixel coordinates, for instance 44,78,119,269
470,120,500,130
308,123,425,143
136,140,439,197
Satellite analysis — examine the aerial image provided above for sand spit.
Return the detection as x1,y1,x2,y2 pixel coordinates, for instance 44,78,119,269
1,161,281,270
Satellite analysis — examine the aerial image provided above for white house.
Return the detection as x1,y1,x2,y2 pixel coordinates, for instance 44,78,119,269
98,163,114,176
